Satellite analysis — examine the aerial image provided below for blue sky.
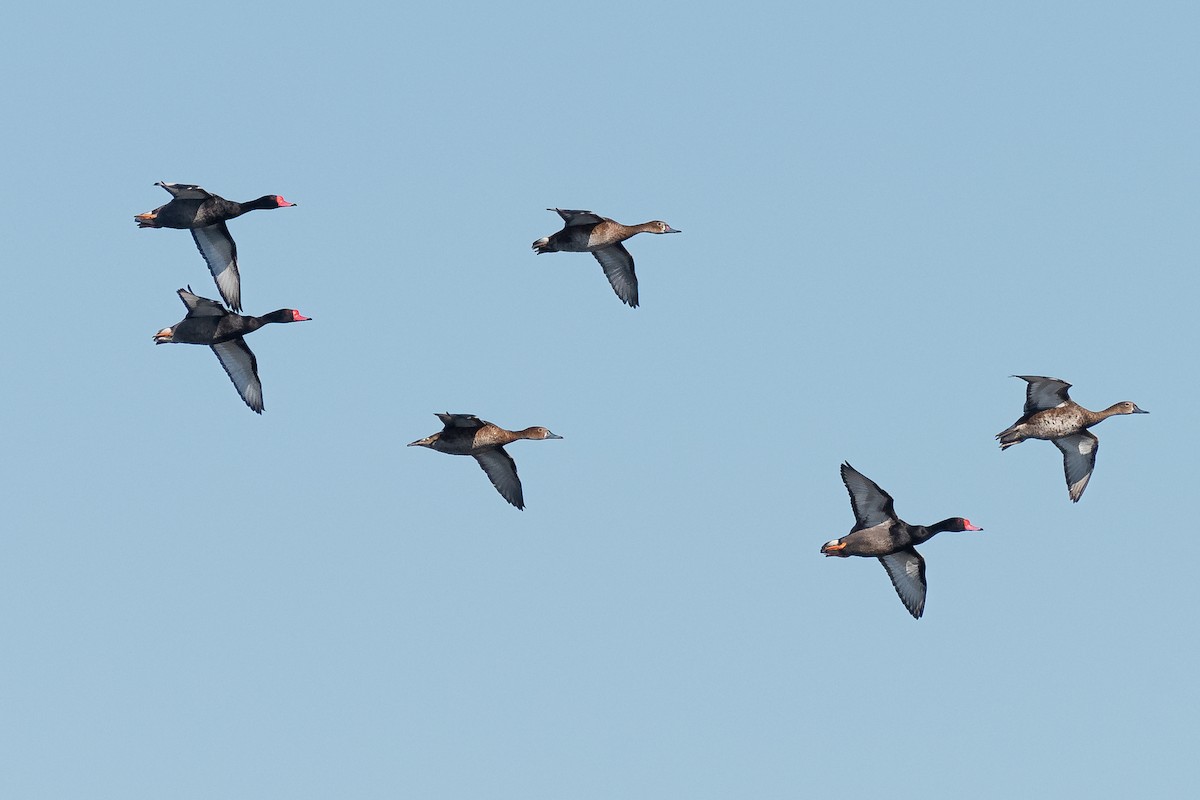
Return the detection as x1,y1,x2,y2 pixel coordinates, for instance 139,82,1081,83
1,2,1196,797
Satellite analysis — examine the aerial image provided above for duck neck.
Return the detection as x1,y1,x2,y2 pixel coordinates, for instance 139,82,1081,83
481,427,539,445
238,195,281,214
1085,404,1125,426
249,309,295,329
1100,403,1132,419
207,196,249,219
916,518,961,542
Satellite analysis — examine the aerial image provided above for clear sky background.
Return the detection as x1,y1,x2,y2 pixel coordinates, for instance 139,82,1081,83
1,2,1196,797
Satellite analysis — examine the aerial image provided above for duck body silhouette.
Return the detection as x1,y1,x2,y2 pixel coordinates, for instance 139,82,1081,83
821,462,982,619
996,375,1147,502
135,181,296,311
153,287,309,413
532,208,678,308
409,414,562,509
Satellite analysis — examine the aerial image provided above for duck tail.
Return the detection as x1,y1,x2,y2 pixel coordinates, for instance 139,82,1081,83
995,426,1023,450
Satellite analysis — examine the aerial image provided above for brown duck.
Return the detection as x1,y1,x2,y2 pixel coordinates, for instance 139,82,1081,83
821,462,982,619
408,414,562,509
996,375,1147,502
532,208,679,308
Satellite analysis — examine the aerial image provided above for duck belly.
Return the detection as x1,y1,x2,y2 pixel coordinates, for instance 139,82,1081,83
152,199,208,229
840,524,901,556
1024,408,1087,440
430,437,480,456
550,228,596,252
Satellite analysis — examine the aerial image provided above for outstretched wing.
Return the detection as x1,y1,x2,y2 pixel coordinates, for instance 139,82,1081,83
592,244,639,308
550,208,604,226
156,181,213,200
879,548,927,619
473,447,524,509
177,286,227,317
437,413,484,430
210,338,263,413
1015,375,1073,414
1054,431,1098,502
191,222,241,311
840,462,898,531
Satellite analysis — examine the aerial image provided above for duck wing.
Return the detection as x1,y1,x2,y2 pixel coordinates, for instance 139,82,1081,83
190,222,242,312
210,337,263,413
592,243,639,308
437,413,485,430
878,548,927,619
840,462,898,531
156,181,213,200
177,286,227,317
1016,375,1073,414
473,447,524,509
1054,431,1098,502
550,208,605,226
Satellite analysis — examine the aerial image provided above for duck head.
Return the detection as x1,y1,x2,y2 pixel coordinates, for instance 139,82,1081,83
521,427,563,440
260,309,311,324
246,194,298,211
153,327,174,344
933,518,983,533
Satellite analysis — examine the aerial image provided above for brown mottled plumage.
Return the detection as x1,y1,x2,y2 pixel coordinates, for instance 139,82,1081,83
996,375,1147,502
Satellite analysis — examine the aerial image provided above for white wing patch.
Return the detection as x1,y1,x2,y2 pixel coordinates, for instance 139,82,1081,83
1068,474,1091,501
191,223,241,311
210,339,263,413
1054,432,1098,502
878,549,927,619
